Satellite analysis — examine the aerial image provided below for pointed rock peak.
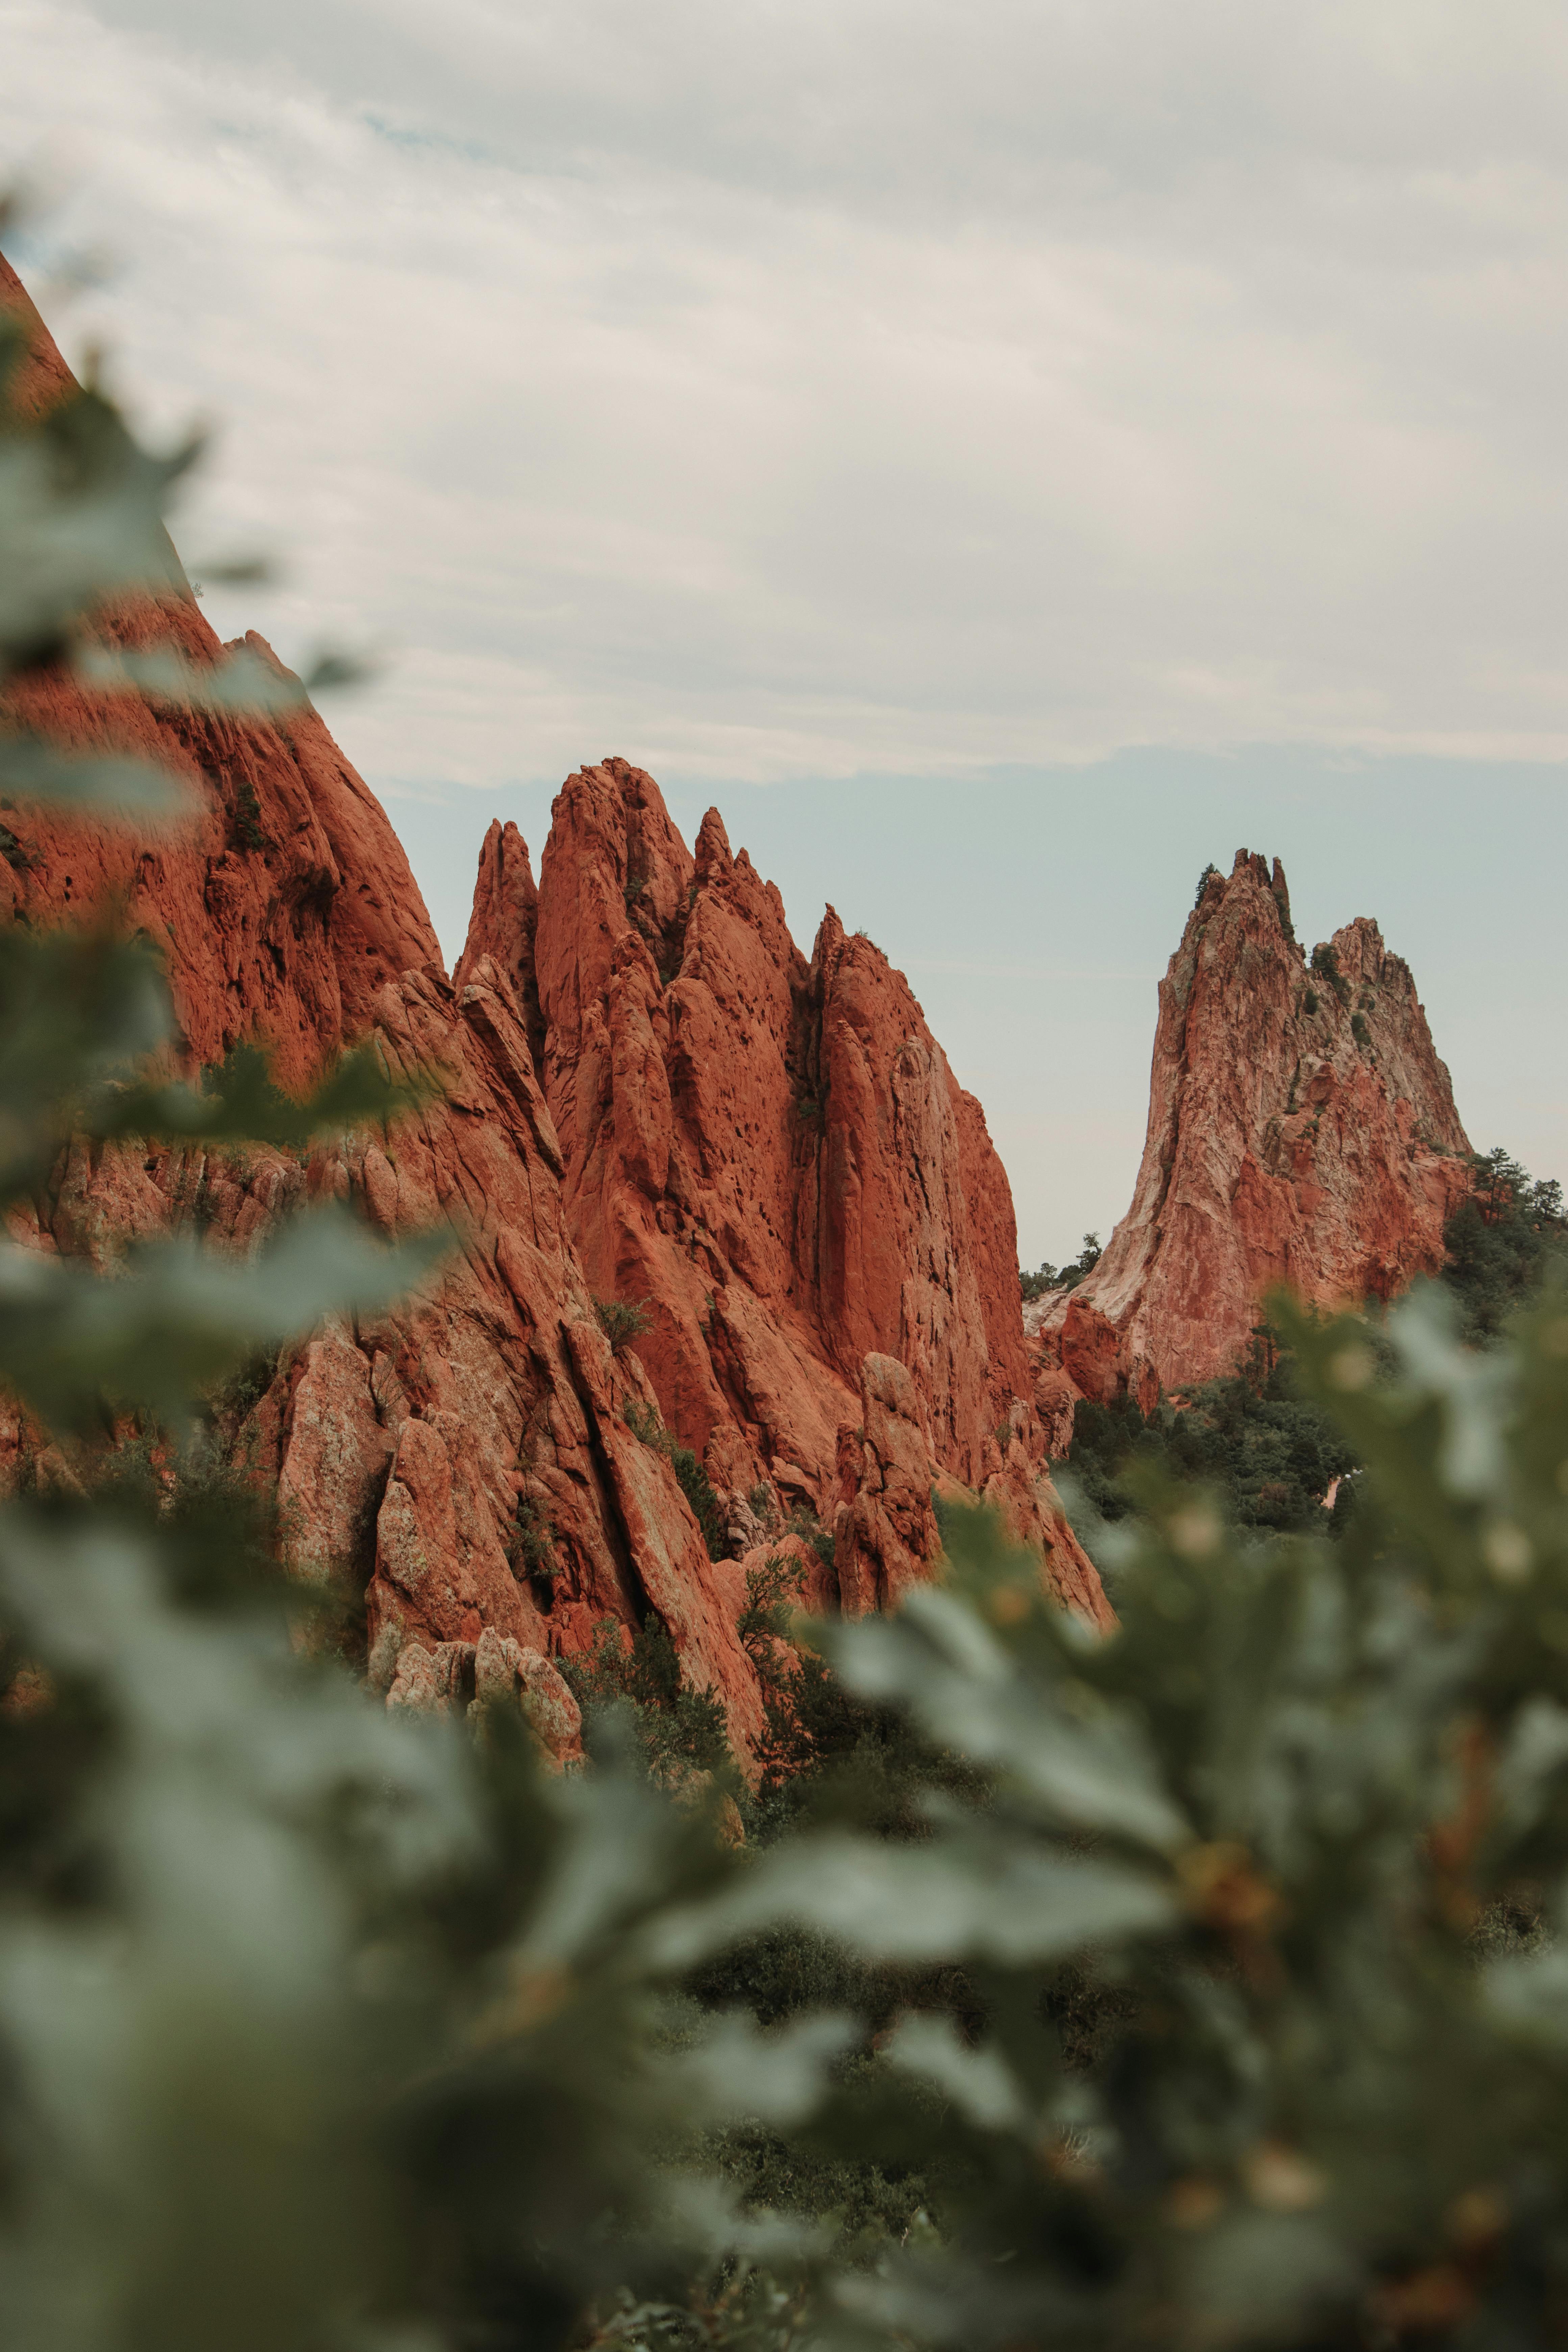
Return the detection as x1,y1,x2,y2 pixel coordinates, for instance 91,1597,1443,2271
1328,915,1390,995
456,816,539,1004
1195,849,1295,944
0,247,76,422
1038,855,1473,1395
1189,862,1225,922
1224,846,1273,888
813,902,846,965
694,807,733,883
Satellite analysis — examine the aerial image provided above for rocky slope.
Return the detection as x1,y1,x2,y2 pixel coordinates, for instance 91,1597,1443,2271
1032,850,1472,1403
0,252,1110,1753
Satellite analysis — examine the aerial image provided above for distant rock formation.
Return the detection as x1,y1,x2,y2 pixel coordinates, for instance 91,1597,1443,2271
1031,849,1472,1406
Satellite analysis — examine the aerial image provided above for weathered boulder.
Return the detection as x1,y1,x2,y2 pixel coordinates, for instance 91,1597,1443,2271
386,1627,584,1767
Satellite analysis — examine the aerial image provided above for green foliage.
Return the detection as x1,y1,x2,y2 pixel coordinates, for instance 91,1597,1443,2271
508,1491,558,1588
1443,1145,1568,1346
1064,1329,1359,1536
622,1394,729,1561
1193,861,1220,908
634,1281,1568,2346
668,1436,728,1562
596,1293,652,1353
1310,938,1351,1006
1302,987,1320,1015
1020,1230,1101,1302
1351,1009,1372,1048
228,775,269,851
563,1612,731,1783
785,1500,837,1577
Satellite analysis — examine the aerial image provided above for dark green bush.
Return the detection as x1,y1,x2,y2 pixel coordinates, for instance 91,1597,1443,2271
668,1437,728,1561
784,1500,837,1577
1310,938,1351,1006
1062,1324,1357,1533
1443,1145,1568,1345
228,776,269,851
508,1491,558,1586
622,1396,729,1560
562,1612,730,1780
1020,1230,1102,1302
594,1294,651,1353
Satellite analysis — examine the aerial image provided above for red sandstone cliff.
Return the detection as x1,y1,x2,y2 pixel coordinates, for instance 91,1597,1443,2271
0,256,1111,1744
1032,849,1472,1405
458,762,1105,1624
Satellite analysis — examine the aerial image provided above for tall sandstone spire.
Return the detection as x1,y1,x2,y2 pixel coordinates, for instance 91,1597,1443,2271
1033,849,1472,1408
458,760,1107,1625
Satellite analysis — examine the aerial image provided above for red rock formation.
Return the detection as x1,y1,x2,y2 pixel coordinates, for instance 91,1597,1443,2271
3,261,441,1088
506,759,1036,1498
0,254,1112,1749
465,759,1105,1623
1033,849,1472,1401
1,251,77,423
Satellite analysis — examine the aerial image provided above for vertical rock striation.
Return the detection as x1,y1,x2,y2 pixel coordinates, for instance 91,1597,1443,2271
462,760,1107,1627
510,760,1035,1498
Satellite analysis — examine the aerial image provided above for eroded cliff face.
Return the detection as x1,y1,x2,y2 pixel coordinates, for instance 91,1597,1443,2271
1031,849,1472,1402
461,760,1107,1631
0,257,1112,1744
2,255,441,1090
509,761,1037,1494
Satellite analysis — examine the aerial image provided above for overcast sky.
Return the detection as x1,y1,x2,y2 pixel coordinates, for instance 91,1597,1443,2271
3,0,1565,1259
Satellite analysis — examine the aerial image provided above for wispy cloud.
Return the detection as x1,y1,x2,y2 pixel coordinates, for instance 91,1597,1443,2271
4,0,1568,788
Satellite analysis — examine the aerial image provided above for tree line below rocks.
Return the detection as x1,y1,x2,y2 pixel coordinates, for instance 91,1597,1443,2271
1036,1147,1568,1543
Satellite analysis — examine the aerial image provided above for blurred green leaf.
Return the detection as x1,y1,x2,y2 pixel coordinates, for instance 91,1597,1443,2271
0,732,192,817
648,1830,1176,1969
0,1207,447,1433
